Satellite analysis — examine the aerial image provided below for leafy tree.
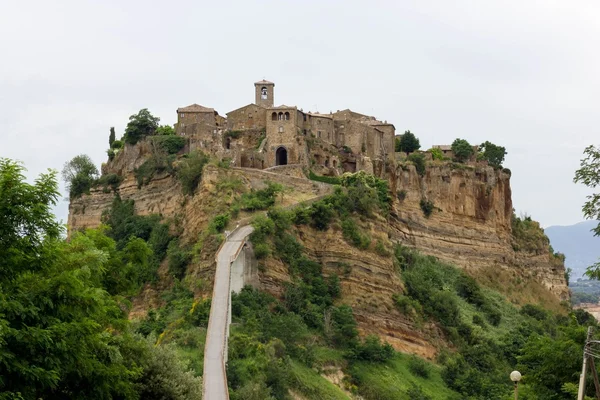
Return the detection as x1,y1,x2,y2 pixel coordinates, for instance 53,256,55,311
479,141,507,168
451,138,474,163
574,145,600,278
62,154,99,198
408,153,426,177
156,125,175,135
0,159,141,399
124,108,160,145
109,126,116,147
398,130,421,154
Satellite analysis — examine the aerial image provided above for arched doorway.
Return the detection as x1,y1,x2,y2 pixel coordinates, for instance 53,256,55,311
275,147,288,166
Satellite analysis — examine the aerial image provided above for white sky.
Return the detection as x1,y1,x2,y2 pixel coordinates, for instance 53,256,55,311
1,0,598,227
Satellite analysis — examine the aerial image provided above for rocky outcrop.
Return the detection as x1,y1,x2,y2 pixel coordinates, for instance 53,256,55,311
67,149,568,358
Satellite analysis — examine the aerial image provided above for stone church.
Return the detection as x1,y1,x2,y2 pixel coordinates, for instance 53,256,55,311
174,80,395,175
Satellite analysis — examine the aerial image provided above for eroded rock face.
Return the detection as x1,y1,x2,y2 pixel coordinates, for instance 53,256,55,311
67,152,568,358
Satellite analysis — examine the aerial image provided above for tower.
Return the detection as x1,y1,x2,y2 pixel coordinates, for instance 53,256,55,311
254,80,275,107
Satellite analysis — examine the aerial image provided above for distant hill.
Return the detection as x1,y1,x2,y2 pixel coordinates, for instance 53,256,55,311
545,220,600,280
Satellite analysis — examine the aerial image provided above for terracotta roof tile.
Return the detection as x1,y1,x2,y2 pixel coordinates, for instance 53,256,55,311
177,103,214,113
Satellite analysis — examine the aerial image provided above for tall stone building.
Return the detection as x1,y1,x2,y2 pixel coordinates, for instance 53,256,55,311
175,80,395,174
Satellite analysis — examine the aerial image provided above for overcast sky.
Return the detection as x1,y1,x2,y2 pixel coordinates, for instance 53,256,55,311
1,0,598,228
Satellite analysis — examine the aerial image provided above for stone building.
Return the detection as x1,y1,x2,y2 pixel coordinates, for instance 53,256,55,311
175,80,396,174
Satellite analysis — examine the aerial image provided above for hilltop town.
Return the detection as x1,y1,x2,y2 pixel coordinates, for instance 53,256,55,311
175,80,396,175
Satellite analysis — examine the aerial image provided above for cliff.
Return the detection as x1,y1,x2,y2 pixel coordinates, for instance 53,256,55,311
67,146,568,358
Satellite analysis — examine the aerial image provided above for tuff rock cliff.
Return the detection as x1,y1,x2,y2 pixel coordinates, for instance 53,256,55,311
67,141,568,358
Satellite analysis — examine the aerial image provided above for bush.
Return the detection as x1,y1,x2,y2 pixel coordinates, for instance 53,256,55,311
405,383,433,400
96,173,123,192
472,314,486,327
455,274,486,307
177,151,210,195
107,148,115,161
350,335,394,362
151,135,186,154
408,153,426,177
167,240,191,279
430,147,444,160
155,125,175,136
341,218,370,249
408,355,431,378
239,182,283,211
209,213,230,233
309,200,334,231
135,153,175,188
111,139,124,149
420,199,434,217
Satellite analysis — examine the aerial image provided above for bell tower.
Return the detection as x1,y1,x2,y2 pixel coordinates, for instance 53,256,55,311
254,80,275,107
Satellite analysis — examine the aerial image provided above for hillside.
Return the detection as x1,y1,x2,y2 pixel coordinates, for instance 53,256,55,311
545,220,600,280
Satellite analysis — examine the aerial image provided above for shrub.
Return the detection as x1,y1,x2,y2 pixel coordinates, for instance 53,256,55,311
375,239,390,256
350,335,394,362
96,173,123,192
408,153,426,177
155,125,175,136
225,130,243,139
309,200,334,231
420,199,434,217
134,153,175,188
176,151,209,195
430,147,444,160
472,314,486,327
408,355,431,378
455,274,486,307
239,182,283,211
167,240,192,279
151,135,186,154
107,148,115,161
209,213,230,233
111,139,124,149
520,304,549,321
405,383,432,400
341,218,371,249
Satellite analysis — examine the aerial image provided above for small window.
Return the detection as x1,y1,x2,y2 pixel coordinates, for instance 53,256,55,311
180,113,185,118
284,112,290,120
327,132,330,140
303,114,307,121
279,126,284,133
318,131,321,138
303,129,307,135
261,87,268,99
271,112,277,121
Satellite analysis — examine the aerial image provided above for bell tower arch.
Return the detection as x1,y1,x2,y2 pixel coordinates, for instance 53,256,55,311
254,80,275,107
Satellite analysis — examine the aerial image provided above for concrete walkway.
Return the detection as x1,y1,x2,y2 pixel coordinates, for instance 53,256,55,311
202,225,254,400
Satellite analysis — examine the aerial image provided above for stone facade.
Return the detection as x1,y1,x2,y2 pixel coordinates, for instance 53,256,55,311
175,80,396,173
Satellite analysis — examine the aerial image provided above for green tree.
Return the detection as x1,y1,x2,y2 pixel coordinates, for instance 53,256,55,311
451,138,474,163
398,130,421,154
0,159,141,399
62,154,99,198
155,125,175,135
124,108,160,145
109,126,116,147
479,141,507,168
574,144,600,278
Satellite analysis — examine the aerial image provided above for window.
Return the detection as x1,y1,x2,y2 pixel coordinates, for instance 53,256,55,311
318,131,321,138
284,112,290,120
303,129,307,135
271,112,277,121
180,113,185,118
279,126,284,133
278,112,283,120
327,132,330,140
248,113,253,118
303,114,307,121
261,87,268,99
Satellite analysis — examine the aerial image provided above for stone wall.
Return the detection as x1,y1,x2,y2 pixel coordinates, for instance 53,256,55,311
226,104,267,131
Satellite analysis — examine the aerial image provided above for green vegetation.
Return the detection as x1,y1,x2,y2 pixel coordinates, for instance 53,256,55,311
393,244,598,400
155,124,175,136
238,181,284,211
511,213,551,253
124,108,160,145
574,144,600,278
0,158,200,399
408,152,426,177
479,141,507,168
134,151,175,187
571,279,600,305
109,126,116,147
176,150,210,195
420,198,434,217
396,130,421,154
151,135,186,154
429,147,445,161
451,138,474,163
62,154,99,198
96,172,123,192
309,170,342,185
225,130,243,139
